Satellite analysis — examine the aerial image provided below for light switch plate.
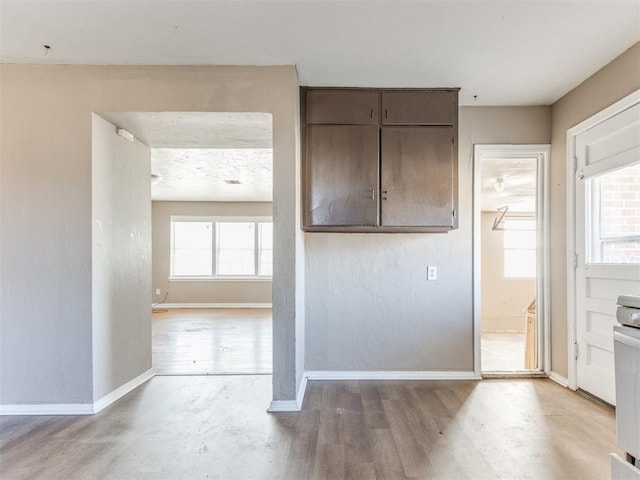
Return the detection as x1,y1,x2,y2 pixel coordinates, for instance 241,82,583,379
155,288,161,295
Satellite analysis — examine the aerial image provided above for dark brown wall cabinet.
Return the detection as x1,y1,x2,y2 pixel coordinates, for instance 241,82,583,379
302,87,459,233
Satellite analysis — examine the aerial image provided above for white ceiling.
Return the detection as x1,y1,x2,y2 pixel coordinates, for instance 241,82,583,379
100,112,273,202
150,148,272,202
480,157,537,213
2,1,639,106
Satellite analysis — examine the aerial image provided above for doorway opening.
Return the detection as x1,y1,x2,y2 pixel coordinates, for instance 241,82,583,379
473,145,550,375
100,111,274,377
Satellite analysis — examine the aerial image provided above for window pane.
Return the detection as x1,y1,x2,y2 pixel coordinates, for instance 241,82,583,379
217,222,255,275
505,250,536,278
601,241,640,264
504,220,536,249
599,162,640,237
172,222,212,276
589,162,640,264
259,222,273,276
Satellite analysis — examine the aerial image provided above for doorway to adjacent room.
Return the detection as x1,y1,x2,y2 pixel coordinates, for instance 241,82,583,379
473,145,550,375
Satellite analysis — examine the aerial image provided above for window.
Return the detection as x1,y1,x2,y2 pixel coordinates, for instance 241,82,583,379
217,222,256,275
170,217,273,278
587,162,640,264
172,221,213,276
503,219,536,278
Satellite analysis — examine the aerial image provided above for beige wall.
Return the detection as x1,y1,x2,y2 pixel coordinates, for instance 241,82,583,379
549,42,640,379
0,65,302,405
481,212,536,332
152,201,273,305
305,106,550,371
92,114,152,401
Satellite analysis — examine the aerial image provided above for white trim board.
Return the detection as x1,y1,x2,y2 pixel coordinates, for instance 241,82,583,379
304,371,481,381
549,372,570,388
93,369,155,414
473,144,551,377
268,373,308,412
565,89,640,392
1,369,155,416
154,303,272,309
0,403,95,416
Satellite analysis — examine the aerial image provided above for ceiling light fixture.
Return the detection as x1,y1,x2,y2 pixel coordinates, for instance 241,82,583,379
494,177,505,192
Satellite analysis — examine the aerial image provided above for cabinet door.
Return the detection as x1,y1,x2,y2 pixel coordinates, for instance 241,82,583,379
306,89,379,125
305,125,379,227
381,91,456,125
381,126,454,227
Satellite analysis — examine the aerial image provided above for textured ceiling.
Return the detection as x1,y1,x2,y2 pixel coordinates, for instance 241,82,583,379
151,148,272,202
99,112,273,202
2,1,639,105
480,157,537,213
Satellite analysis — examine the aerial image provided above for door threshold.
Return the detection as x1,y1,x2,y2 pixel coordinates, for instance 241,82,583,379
482,371,547,379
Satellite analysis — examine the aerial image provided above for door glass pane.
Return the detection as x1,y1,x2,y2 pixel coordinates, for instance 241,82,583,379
217,222,256,275
172,222,213,276
588,162,640,264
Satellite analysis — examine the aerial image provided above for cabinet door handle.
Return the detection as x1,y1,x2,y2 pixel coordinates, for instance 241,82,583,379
370,189,376,200
370,109,374,119
385,109,388,119
382,190,388,200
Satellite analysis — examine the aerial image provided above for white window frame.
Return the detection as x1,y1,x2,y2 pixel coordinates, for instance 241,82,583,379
586,164,640,264
170,216,273,281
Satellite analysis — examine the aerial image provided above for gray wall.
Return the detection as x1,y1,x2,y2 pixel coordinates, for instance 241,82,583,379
92,114,152,401
549,42,640,378
304,106,550,371
152,201,273,305
0,65,302,405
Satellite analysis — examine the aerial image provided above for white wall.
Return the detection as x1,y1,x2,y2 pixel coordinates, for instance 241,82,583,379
151,201,273,305
92,114,152,401
0,65,301,405
480,212,535,332
304,106,550,372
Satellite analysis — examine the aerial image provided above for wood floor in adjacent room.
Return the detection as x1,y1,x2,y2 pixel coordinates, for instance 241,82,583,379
0,376,620,479
152,308,272,375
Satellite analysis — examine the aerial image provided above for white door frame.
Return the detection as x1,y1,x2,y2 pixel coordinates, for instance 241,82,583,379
473,144,551,376
566,89,640,391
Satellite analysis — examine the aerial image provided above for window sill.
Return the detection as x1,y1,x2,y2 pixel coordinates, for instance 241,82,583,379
169,276,272,282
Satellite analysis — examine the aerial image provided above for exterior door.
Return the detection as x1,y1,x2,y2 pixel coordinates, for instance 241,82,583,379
574,102,640,405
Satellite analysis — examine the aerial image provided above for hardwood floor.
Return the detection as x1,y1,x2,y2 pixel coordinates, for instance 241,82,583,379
0,376,620,479
152,308,272,375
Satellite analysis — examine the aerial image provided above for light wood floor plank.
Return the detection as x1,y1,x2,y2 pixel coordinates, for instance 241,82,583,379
0,376,622,479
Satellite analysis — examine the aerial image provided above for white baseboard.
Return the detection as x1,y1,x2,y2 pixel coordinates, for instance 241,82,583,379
0,403,95,416
154,303,272,309
267,370,479,412
304,370,481,381
296,374,308,409
1,369,155,416
267,400,299,412
549,371,569,388
267,374,308,413
93,369,155,414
